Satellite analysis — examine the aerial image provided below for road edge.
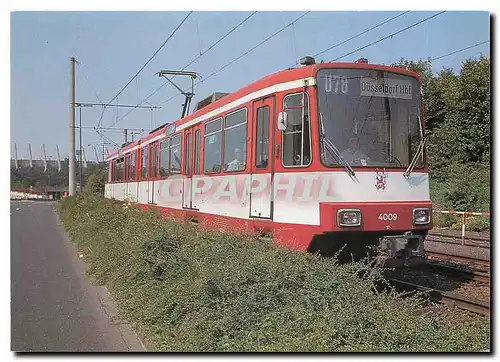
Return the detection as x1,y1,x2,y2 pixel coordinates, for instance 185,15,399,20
53,208,148,352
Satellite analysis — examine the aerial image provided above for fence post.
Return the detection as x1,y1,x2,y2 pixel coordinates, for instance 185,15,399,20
461,213,466,246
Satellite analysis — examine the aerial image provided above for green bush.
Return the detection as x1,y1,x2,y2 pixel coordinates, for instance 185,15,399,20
463,216,490,232
430,163,490,214
56,195,490,352
82,164,107,195
431,213,460,229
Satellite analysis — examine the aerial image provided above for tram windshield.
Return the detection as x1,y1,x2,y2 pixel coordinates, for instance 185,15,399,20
316,68,424,169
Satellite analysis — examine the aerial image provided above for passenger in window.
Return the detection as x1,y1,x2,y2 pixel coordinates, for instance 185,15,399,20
226,148,245,172
341,137,371,166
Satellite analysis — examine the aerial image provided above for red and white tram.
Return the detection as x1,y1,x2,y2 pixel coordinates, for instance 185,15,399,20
105,56,432,267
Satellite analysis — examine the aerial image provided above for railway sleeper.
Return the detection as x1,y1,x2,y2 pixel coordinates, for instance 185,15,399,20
387,278,490,315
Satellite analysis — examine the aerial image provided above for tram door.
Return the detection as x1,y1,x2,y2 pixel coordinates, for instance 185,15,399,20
148,142,158,204
124,154,130,201
182,131,193,208
182,126,202,209
250,96,275,219
191,127,202,209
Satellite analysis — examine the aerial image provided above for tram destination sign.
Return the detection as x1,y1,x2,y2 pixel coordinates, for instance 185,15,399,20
360,77,413,100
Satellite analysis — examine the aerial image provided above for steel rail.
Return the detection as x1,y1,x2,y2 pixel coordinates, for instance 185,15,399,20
425,250,490,269
427,231,490,243
388,278,490,315
424,261,490,284
425,236,490,249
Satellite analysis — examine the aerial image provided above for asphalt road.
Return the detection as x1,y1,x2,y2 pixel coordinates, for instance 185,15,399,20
11,201,145,352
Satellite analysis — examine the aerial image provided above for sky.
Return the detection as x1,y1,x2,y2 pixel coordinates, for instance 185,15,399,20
10,11,490,160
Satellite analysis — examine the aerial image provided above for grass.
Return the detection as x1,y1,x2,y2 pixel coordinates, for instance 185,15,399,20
56,194,490,352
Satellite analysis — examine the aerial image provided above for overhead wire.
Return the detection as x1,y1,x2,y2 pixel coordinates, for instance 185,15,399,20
108,10,466,138
291,22,298,64
110,11,258,127
77,126,146,131
419,40,490,124
330,11,446,62
430,40,490,61
158,11,409,109
77,61,104,103
196,18,202,56
310,11,410,62
94,128,121,148
96,11,193,128
156,11,310,108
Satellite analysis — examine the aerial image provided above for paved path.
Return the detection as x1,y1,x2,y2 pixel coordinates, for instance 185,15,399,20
11,201,145,352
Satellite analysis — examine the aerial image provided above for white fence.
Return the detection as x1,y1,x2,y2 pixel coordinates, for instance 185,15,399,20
432,210,490,245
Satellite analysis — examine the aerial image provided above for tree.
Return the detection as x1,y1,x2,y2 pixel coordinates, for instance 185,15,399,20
428,56,490,169
393,56,490,213
454,56,490,163
83,163,107,195
391,58,445,133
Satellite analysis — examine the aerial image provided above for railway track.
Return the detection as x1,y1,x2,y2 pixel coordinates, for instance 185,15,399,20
425,250,490,270
426,234,490,249
388,278,490,315
428,230,490,243
382,251,490,315
424,261,490,283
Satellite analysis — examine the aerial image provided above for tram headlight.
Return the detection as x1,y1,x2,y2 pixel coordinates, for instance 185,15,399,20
337,209,362,227
413,208,430,225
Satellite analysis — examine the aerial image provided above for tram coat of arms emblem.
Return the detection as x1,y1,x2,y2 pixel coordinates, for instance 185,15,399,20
375,169,387,191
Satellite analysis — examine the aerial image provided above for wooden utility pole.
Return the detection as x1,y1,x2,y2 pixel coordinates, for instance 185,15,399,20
69,57,76,196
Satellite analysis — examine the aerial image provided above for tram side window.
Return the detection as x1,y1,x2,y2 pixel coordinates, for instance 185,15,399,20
170,135,181,174
256,106,270,169
149,144,157,178
157,135,181,176
141,147,147,179
123,155,130,181
224,109,247,172
204,118,222,173
115,158,120,182
120,157,125,181
282,92,311,166
185,133,191,174
159,139,169,177
116,157,124,182
130,152,136,181
194,130,201,174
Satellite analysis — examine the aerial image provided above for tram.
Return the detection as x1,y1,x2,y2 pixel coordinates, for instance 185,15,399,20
105,56,431,267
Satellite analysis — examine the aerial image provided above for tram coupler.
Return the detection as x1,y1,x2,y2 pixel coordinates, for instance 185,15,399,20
376,232,426,268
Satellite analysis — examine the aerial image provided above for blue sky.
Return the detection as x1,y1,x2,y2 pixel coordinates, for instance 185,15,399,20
10,11,490,160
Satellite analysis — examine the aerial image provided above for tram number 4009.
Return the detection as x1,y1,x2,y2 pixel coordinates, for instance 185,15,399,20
378,213,398,221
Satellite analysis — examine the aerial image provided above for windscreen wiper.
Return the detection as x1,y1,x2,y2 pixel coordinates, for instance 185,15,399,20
319,113,355,177
404,138,426,177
